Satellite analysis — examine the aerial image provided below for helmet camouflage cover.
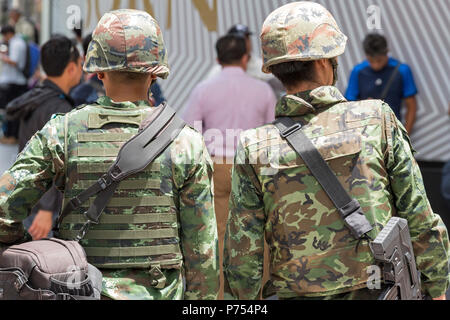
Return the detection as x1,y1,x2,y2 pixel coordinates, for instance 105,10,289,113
261,1,348,73
84,9,169,79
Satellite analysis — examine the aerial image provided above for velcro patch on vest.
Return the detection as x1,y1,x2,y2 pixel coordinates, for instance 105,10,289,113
88,113,144,129
77,162,160,173
78,132,135,142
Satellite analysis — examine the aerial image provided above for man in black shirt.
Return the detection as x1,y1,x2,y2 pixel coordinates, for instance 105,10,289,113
7,36,82,152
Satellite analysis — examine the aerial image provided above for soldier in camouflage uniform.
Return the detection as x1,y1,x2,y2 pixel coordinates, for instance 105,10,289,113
0,9,219,300
223,2,449,300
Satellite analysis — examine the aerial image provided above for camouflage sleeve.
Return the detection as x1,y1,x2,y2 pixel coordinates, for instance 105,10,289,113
223,139,265,300
174,132,219,300
0,116,65,245
383,104,450,298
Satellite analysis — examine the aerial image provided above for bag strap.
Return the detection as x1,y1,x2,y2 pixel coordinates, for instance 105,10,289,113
55,105,186,241
380,63,401,101
274,117,373,240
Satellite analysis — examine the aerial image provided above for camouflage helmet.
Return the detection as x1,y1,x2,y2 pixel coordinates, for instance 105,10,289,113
261,1,348,73
84,9,169,79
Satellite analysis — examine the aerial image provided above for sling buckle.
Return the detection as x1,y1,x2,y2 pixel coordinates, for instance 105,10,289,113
280,123,302,138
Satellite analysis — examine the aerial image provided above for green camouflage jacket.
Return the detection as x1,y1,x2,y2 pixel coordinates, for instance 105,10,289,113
224,86,449,300
0,96,219,300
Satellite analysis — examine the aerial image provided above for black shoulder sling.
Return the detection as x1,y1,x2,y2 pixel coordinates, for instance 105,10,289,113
274,117,373,240
54,105,186,241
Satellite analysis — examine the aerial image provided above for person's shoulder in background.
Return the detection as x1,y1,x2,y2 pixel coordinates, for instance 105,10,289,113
352,60,371,73
390,57,418,98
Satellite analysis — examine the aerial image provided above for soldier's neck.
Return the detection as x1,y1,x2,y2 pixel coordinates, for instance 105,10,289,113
286,81,323,95
105,86,150,104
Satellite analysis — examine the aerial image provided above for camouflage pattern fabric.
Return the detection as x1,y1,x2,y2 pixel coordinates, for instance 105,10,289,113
59,97,183,271
0,96,219,300
223,86,450,300
84,9,170,79
261,2,348,73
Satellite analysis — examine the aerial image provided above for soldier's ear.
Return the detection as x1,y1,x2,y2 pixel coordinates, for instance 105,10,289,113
97,72,105,80
150,74,157,87
315,59,328,69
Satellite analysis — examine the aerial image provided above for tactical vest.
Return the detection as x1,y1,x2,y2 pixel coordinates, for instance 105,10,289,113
59,104,183,271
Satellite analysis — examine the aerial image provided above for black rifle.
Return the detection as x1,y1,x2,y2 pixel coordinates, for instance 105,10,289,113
370,217,422,300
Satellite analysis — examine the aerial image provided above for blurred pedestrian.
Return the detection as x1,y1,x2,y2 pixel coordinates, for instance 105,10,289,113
8,8,37,44
7,36,82,152
346,34,418,134
183,33,276,299
206,24,285,99
150,81,166,106
71,20,84,57
0,25,28,145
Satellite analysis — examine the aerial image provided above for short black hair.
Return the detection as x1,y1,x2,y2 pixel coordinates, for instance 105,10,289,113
363,33,388,57
1,25,15,35
41,36,80,77
216,34,247,65
269,61,316,89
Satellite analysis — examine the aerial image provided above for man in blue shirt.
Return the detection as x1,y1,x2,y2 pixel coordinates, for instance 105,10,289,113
346,34,418,134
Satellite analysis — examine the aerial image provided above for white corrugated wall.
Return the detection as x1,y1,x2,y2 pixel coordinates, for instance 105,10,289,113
50,0,450,161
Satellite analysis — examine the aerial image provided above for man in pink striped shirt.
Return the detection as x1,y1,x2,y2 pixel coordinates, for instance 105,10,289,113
183,34,276,161
183,33,276,299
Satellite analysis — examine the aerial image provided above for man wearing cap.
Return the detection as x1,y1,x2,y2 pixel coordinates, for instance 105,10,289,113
205,25,267,82
0,9,219,300
223,1,449,300
205,24,284,99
